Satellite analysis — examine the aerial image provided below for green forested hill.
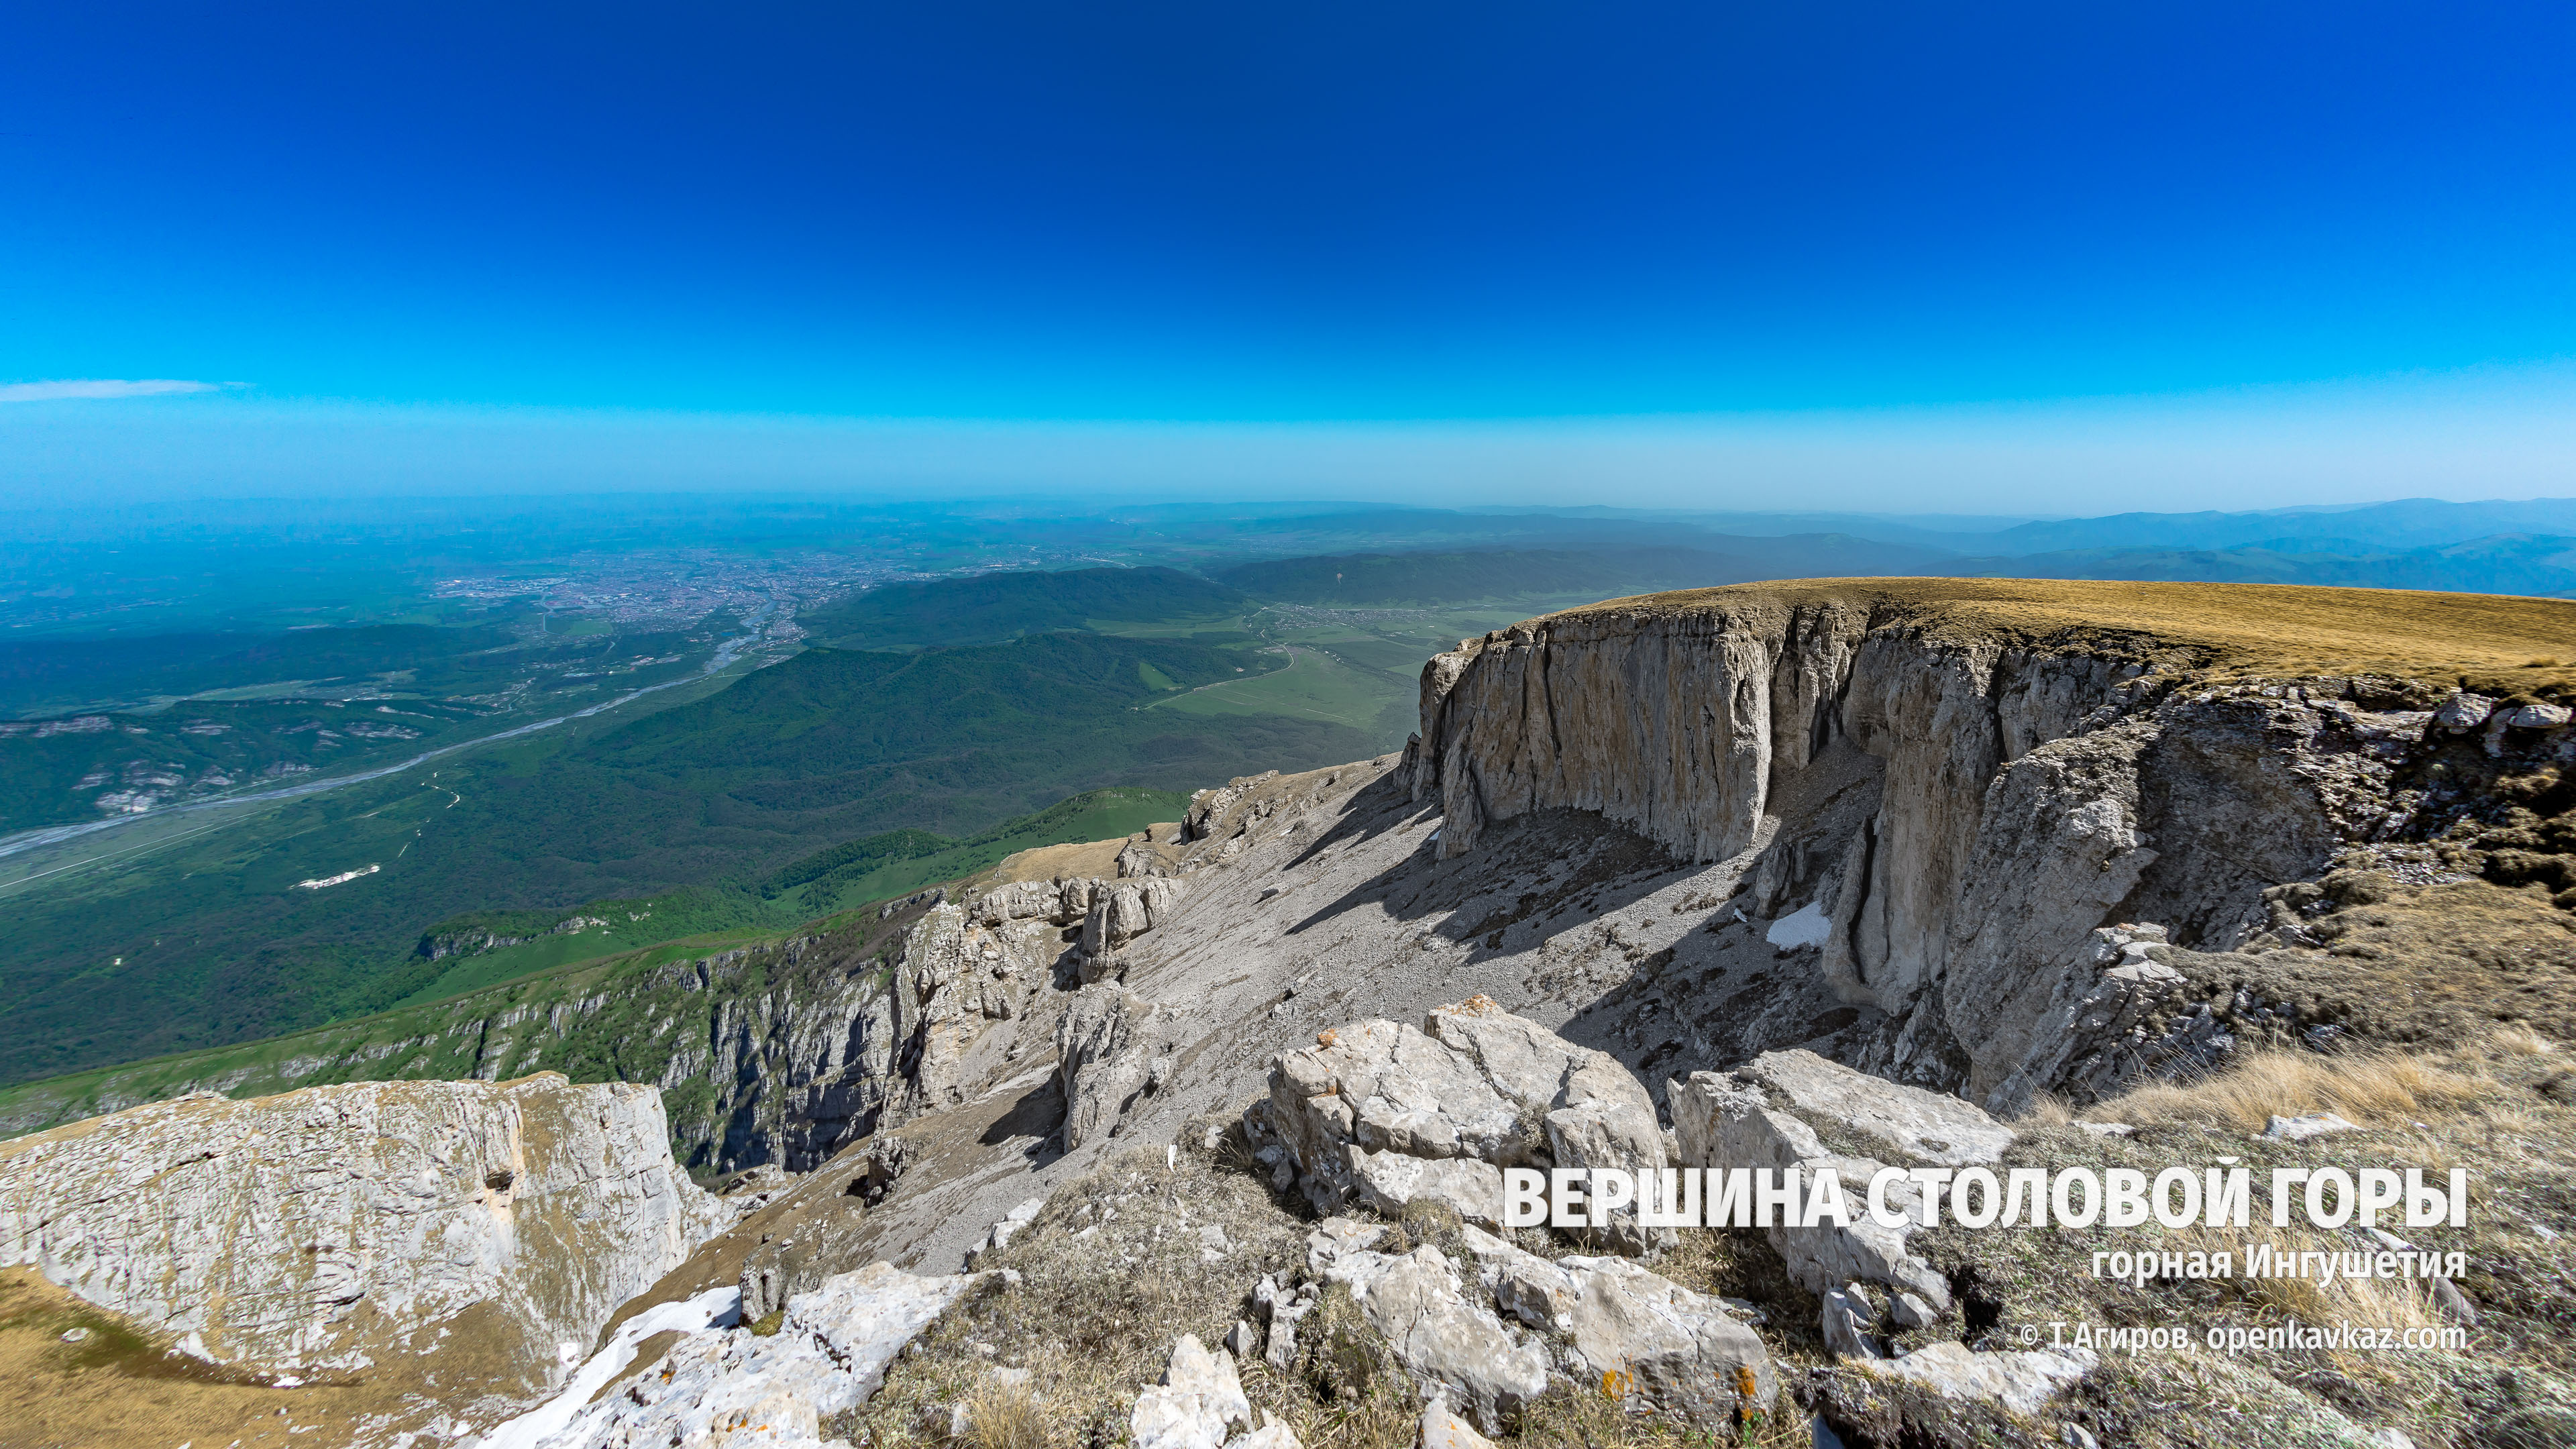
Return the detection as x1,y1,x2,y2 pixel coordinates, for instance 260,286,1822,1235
802,566,1248,649
0,631,1385,1086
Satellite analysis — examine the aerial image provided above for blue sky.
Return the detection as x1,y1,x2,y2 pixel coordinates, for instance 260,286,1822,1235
4,2,2573,508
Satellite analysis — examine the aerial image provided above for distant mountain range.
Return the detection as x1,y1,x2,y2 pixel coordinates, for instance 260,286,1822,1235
1957,497,2576,555
1449,496,2576,558
1209,536,1966,605
1203,498,2576,602
1950,531,2576,596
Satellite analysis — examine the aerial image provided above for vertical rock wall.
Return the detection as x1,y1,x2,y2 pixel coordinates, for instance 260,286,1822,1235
1409,594,2398,1112
1413,600,1876,863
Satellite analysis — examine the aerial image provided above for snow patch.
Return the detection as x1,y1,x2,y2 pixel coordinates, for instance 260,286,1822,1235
1765,902,1832,951
482,1285,741,1449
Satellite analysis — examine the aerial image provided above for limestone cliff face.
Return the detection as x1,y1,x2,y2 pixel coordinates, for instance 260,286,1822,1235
1412,600,1871,865
0,1073,724,1388
1409,590,2452,1112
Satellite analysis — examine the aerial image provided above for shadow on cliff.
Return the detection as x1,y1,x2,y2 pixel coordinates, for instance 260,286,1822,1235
980,1074,1066,1166
1277,768,1441,871
1282,775,1910,1102
1285,785,1700,946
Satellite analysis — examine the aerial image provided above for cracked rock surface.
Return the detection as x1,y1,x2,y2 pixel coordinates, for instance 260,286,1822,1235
0,1073,724,1391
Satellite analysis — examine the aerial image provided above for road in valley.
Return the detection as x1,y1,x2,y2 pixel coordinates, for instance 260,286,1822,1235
0,603,784,888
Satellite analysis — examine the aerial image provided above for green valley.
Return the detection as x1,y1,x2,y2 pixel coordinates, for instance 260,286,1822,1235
0,623,1385,1086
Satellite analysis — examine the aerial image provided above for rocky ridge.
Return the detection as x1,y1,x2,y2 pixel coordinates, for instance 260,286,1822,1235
1406,588,2576,1110
0,1073,729,1422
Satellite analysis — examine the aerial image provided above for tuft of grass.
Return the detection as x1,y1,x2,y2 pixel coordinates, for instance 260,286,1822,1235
965,1379,1053,1449
2491,1025,2556,1056
1517,1377,1811,1449
2015,1093,2076,1128
2086,1046,2493,1134
2165,1220,2445,1337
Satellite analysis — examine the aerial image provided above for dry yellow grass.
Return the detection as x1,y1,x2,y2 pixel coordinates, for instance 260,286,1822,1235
964,1378,1055,1449
2488,1024,2556,1056
1925,1035,2576,1444
987,833,1148,885
0,1267,462,1449
2163,1220,2447,1338
1561,578,2576,694
2082,1046,2493,1134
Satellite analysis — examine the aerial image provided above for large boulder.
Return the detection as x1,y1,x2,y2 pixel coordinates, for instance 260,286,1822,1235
1130,1335,1254,1449
1077,877,1187,979
1734,1050,2013,1167
1348,1151,1508,1230
1308,1231,1550,1434
1266,998,1669,1252
0,1073,724,1387
1668,1059,1962,1312
1455,1226,1776,1422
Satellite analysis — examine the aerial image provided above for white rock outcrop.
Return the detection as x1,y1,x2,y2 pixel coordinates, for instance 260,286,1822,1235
1856,1340,2096,1416
1057,984,1176,1149
0,1073,724,1383
1347,1152,1507,1230
1307,1229,1550,1434
1130,1335,1254,1449
1669,1057,1971,1313
1078,877,1188,980
541,1261,987,1449
1453,1226,1776,1420
1734,1050,2015,1167
973,876,1101,928
1265,998,1669,1252
1419,1398,1496,1449
896,902,1065,1109
482,1285,744,1449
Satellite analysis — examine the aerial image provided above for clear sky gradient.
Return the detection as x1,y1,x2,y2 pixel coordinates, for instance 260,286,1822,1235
4,2,2573,509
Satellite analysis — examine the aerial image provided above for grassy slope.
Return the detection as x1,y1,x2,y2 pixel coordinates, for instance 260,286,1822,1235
388,786,1189,1007
1148,646,1405,733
